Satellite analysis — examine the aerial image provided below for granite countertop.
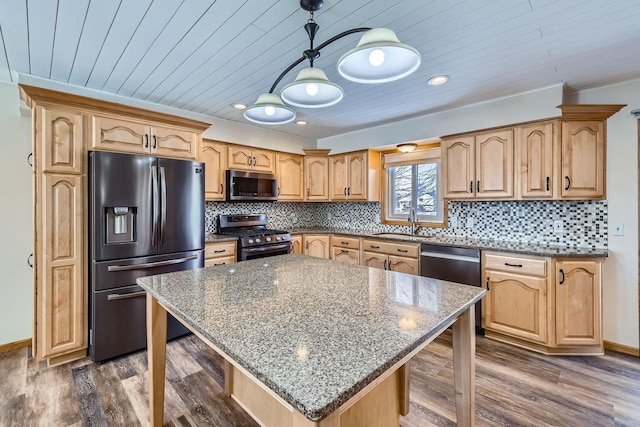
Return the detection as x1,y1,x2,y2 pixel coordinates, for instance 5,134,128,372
284,227,608,258
204,234,238,244
137,254,485,422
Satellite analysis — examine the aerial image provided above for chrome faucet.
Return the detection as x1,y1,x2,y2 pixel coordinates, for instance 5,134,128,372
408,207,419,235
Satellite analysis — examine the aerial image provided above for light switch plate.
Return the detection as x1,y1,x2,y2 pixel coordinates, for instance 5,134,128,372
612,221,624,236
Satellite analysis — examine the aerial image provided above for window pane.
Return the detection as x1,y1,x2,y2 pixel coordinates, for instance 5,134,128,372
390,165,412,217
416,163,439,217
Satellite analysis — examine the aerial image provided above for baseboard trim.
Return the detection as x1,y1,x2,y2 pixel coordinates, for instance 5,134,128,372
604,340,640,357
0,338,31,353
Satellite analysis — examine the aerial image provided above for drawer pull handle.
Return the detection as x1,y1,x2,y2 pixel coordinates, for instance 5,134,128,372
504,262,523,268
559,268,565,284
214,262,227,266
108,291,146,301
213,249,226,253
397,249,409,253
370,245,380,249
340,249,348,253
341,241,349,245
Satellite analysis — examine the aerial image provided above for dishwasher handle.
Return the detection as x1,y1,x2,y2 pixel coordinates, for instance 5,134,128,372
420,251,480,263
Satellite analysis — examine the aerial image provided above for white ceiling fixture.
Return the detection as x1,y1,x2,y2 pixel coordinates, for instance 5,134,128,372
244,0,421,125
427,75,450,86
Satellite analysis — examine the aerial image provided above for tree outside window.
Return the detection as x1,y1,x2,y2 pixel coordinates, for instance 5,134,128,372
387,161,444,223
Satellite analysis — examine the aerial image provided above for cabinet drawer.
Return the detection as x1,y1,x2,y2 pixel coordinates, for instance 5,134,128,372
204,255,236,267
484,253,546,277
331,235,360,249
205,241,237,259
361,239,419,258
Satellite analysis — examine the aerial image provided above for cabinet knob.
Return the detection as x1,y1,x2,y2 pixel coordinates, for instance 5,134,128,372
485,277,490,290
559,268,565,285
469,181,473,193
220,183,224,194
383,259,388,270
546,176,550,192
476,180,480,194
564,176,571,191
153,135,157,149
144,134,149,148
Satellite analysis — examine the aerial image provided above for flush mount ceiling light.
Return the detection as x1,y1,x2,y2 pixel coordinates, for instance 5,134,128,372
232,103,247,110
427,75,450,86
243,0,421,125
397,143,417,153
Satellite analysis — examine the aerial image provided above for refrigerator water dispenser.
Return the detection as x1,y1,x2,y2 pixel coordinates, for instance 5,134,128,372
106,207,136,243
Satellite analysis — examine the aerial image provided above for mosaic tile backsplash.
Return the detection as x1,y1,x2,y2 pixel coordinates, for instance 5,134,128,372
205,200,607,248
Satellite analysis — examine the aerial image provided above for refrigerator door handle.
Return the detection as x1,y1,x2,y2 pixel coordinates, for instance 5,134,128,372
151,165,159,246
107,291,147,301
107,255,199,272
160,167,167,244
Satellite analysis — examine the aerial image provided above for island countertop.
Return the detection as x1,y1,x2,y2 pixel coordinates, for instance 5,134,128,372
137,254,485,422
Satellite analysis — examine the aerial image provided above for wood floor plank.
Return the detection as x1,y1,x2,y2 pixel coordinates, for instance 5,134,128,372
72,364,109,426
90,361,141,426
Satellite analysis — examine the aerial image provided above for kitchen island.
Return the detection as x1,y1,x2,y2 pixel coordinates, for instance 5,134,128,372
138,254,485,427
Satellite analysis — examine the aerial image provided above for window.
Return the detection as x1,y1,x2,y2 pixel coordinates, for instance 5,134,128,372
384,146,445,226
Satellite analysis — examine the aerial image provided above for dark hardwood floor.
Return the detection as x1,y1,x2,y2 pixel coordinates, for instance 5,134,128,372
1,332,639,426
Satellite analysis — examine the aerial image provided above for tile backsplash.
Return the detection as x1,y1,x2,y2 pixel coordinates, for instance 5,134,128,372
205,200,607,248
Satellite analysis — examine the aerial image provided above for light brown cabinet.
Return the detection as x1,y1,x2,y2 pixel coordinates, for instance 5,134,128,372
204,241,236,267
517,122,555,199
555,260,602,346
38,107,84,174
304,155,330,201
360,238,420,275
303,234,330,259
443,130,513,199
329,151,380,201
290,235,303,254
228,145,275,173
276,153,305,201
482,251,604,355
560,121,605,199
91,114,199,160
331,236,360,265
200,139,227,201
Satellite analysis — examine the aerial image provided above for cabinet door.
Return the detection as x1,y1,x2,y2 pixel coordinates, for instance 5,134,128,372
442,136,475,199
304,235,330,259
361,251,387,270
333,247,360,265
38,174,85,359
476,129,513,198
38,107,84,174
290,235,303,254
251,148,275,173
276,153,304,201
200,140,227,201
347,152,367,200
304,156,329,200
329,154,348,200
388,255,419,275
518,123,554,199
483,270,547,343
151,125,198,160
555,260,602,346
91,115,149,155
560,121,605,199
228,146,253,170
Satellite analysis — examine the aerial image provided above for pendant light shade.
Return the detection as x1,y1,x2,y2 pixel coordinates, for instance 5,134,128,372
243,93,296,125
281,67,344,108
337,28,421,84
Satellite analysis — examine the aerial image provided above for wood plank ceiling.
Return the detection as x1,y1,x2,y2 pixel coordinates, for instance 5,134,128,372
1,0,639,139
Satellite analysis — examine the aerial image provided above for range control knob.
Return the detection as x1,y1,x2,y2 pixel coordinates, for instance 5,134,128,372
266,237,272,242
248,239,254,244
255,238,261,243
276,235,281,241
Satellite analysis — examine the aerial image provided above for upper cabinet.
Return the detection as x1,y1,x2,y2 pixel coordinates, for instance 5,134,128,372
37,106,85,175
91,115,199,160
517,122,555,199
329,150,380,201
276,152,305,201
228,145,275,173
304,152,330,201
200,139,227,201
442,129,513,199
560,121,604,199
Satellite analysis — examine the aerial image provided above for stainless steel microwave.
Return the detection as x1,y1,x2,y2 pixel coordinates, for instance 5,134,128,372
226,169,278,201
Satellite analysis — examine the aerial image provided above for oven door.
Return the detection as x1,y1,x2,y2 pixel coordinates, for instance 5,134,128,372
240,242,291,261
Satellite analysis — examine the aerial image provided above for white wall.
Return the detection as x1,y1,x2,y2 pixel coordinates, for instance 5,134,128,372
569,79,640,349
0,81,33,345
318,84,565,153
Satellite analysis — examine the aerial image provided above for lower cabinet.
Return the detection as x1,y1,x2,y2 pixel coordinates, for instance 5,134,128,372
204,241,237,267
290,235,303,254
360,239,420,275
303,234,330,259
331,235,360,265
482,251,603,354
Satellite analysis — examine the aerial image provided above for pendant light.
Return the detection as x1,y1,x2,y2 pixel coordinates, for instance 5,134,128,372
281,67,344,108
337,28,421,84
241,0,421,125
243,93,296,125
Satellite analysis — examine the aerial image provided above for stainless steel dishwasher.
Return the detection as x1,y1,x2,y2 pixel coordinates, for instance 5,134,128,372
420,243,483,333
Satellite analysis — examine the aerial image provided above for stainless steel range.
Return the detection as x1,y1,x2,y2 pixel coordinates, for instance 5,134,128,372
219,214,291,261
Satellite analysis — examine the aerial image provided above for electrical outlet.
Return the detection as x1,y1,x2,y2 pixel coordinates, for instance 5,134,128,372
612,221,624,236
290,213,297,224
553,220,563,233
466,217,474,228
449,216,458,228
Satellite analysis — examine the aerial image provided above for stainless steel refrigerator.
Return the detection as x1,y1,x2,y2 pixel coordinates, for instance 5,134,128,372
89,151,205,363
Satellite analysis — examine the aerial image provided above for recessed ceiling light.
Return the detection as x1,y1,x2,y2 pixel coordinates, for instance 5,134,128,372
427,75,449,86
296,120,308,126
232,103,247,110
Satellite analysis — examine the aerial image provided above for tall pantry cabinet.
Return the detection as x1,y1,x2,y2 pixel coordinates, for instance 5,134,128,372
21,85,210,366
